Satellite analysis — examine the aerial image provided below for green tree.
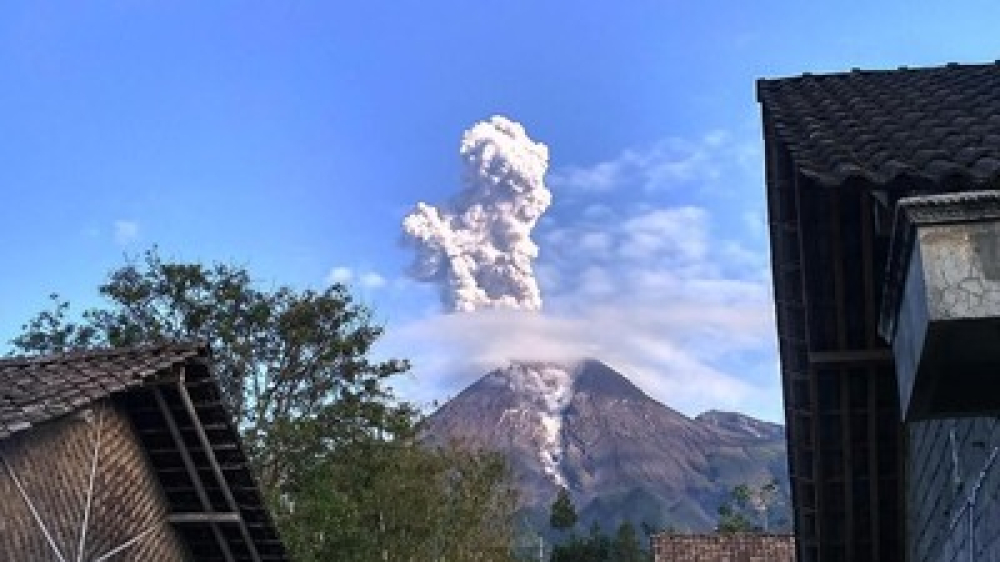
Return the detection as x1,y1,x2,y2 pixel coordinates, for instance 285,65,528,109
279,438,519,562
551,522,638,562
611,521,643,562
717,484,756,532
716,479,780,533
10,249,522,561
747,478,779,531
549,486,578,531
586,522,611,561
11,249,412,495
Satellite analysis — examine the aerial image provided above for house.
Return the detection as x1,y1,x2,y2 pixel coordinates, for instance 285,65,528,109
652,533,795,562
0,342,288,561
759,62,1000,561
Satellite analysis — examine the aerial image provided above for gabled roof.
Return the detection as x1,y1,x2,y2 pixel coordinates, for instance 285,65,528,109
0,343,202,440
757,61,1000,187
0,342,289,562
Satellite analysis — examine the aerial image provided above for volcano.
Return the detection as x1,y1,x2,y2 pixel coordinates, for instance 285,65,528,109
420,359,790,533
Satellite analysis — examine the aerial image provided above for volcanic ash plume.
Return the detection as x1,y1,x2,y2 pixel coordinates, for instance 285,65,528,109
402,116,552,312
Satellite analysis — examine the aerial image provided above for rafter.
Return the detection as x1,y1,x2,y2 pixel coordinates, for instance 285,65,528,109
154,387,236,562
178,366,263,562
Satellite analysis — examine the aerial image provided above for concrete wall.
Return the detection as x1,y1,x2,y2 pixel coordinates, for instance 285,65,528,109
0,399,189,561
909,417,1000,562
653,533,795,561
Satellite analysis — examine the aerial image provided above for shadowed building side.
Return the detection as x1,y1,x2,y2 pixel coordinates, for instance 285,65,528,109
759,61,1000,562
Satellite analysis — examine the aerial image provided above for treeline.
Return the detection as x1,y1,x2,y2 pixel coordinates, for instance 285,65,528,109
279,438,517,561
546,487,649,562
10,249,520,561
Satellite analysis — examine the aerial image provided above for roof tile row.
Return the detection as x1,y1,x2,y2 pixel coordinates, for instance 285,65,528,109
757,62,1000,187
0,342,203,440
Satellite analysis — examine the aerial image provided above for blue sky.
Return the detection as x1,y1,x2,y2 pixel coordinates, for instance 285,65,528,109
3,2,1000,422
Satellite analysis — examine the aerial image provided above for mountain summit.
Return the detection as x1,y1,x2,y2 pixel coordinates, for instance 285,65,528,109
421,359,790,532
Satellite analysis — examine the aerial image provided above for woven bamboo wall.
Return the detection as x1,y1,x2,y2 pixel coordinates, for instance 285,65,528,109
0,399,190,561
653,533,796,562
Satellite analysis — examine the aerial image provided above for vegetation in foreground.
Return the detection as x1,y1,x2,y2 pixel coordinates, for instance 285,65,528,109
11,248,520,561
11,248,787,560
546,486,648,562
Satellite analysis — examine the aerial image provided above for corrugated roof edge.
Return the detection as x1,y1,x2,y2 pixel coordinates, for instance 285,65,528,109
754,60,1000,101
0,341,211,443
0,340,209,367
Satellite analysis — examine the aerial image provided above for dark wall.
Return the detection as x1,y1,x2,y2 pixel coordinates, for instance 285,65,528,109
908,417,1000,562
0,399,189,561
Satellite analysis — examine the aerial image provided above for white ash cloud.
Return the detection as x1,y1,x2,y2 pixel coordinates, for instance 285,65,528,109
386,202,778,420
385,126,782,422
402,116,552,312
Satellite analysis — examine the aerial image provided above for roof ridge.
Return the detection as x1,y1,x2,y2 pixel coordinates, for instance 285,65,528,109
757,62,1000,187
1,341,210,441
757,59,999,88
0,340,208,367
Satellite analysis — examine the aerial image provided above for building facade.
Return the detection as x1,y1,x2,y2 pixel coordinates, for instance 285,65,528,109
1,399,191,560
0,343,288,562
759,62,1000,561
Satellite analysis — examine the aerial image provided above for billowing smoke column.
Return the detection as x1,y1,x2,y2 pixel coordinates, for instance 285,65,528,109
402,116,552,312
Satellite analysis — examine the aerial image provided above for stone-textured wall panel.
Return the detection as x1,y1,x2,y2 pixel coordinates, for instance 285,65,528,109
652,533,795,561
921,223,1000,321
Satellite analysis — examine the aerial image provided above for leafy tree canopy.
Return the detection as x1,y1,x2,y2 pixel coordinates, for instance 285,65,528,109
11,248,413,493
716,479,780,533
11,248,524,561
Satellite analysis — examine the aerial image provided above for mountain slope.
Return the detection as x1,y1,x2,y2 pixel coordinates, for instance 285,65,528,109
421,359,790,533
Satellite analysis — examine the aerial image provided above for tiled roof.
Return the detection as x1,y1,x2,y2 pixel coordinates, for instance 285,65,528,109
0,342,204,440
0,342,289,561
757,62,1000,187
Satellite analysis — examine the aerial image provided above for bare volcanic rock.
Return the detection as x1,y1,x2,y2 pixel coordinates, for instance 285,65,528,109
421,359,790,533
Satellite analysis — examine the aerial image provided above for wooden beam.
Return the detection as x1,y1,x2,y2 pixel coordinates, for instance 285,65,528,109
841,368,854,561
868,368,880,561
169,512,242,524
861,193,879,348
831,188,854,561
792,170,823,557
808,349,892,365
831,188,848,352
177,368,263,562
153,388,236,562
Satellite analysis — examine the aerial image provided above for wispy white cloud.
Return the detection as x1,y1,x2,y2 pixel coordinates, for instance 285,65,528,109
328,266,389,290
385,202,779,420
326,266,353,285
548,130,762,195
619,207,708,263
385,285,773,419
360,272,387,289
113,220,139,246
